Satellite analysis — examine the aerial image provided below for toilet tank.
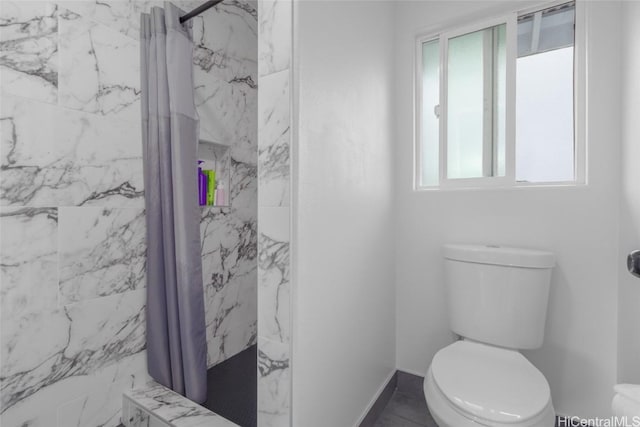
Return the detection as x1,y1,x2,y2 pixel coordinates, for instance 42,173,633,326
444,244,555,350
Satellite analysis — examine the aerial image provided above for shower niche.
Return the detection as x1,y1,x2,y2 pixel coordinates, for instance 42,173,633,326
198,139,230,207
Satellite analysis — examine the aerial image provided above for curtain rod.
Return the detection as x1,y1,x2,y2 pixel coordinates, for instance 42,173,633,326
179,0,224,23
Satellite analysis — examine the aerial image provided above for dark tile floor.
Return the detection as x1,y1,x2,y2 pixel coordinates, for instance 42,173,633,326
204,344,257,427
372,389,438,427
372,372,566,427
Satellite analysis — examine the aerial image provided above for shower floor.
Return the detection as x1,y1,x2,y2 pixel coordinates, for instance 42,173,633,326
204,344,257,427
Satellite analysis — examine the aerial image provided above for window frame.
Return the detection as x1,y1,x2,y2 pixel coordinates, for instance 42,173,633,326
413,0,586,191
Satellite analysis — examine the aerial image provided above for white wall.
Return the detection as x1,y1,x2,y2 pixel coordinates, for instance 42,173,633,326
292,1,396,426
618,0,640,385
395,0,622,418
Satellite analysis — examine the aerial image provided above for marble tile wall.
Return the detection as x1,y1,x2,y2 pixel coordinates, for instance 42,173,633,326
189,0,258,368
0,0,257,425
201,206,257,367
123,381,239,427
257,0,293,426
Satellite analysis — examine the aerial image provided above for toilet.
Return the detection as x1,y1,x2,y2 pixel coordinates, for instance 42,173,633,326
425,244,557,427
612,384,640,417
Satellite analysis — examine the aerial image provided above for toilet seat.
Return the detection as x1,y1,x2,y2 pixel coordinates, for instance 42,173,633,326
427,341,554,426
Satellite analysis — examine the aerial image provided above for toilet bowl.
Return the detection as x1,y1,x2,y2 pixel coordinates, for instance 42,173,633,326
424,341,555,427
425,245,557,427
612,384,640,417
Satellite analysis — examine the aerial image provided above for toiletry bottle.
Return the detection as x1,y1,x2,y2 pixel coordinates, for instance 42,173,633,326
215,182,225,206
198,161,207,206
205,170,216,206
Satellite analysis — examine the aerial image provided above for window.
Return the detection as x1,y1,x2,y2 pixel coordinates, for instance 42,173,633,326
416,2,583,189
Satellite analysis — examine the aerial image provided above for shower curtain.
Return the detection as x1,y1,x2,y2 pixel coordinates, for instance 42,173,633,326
140,3,207,404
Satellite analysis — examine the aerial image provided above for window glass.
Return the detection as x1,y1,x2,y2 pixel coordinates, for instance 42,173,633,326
518,4,575,57
517,18,534,56
516,47,574,182
415,2,578,189
420,39,440,187
446,24,506,179
495,24,507,177
516,3,575,182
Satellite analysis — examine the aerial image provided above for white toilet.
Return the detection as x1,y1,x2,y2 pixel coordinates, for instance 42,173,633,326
425,244,557,427
612,384,640,417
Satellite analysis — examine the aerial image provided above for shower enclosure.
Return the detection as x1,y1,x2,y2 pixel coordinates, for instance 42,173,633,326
0,0,292,426
138,0,260,425
127,0,293,426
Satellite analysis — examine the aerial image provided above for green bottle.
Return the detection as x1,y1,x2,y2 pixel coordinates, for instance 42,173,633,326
204,170,216,205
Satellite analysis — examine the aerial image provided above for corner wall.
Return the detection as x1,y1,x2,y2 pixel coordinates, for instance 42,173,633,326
257,0,294,425
292,2,397,426
394,0,622,418
618,0,640,385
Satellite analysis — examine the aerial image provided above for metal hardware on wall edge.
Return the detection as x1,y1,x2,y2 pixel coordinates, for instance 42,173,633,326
628,250,640,278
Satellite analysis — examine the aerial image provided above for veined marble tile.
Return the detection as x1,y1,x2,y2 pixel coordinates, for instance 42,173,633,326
258,69,289,207
200,207,257,295
189,0,257,84
58,8,140,120
0,1,58,103
125,404,172,427
0,95,144,207
2,352,147,427
200,206,257,366
195,69,257,158
204,269,257,367
1,289,146,419
54,105,144,206
257,338,290,427
58,207,146,305
0,207,57,421
230,156,258,210
258,207,289,344
61,1,162,40
58,383,126,427
258,0,291,77
0,208,59,423
65,288,145,358
0,96,57,206
56,354,149,427
126,404,153,427
3,348,146,427
124,381,239,427
0,207,58,320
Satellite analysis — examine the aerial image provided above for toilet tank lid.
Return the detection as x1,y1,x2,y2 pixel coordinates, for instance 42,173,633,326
443,244,555,269
614,384,640,403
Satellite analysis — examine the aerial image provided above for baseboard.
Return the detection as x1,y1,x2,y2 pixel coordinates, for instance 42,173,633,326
354,370,398,427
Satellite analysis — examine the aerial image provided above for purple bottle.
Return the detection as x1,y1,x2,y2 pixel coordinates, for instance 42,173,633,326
198,161,207,206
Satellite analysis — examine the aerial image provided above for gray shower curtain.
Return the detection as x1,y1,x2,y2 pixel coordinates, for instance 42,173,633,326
140,3,207,404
